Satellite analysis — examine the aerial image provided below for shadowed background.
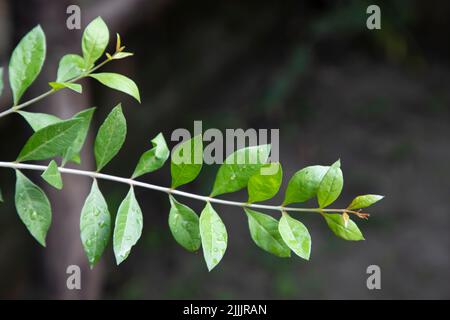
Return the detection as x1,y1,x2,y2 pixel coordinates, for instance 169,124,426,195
0,0,449,299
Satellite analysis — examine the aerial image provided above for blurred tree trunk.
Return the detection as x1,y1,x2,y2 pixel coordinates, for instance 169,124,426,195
10,0,102,299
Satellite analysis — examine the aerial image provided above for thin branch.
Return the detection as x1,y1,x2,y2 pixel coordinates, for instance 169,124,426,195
0,161,358,216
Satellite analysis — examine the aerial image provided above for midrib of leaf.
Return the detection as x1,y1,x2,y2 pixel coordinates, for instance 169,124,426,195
173,162,188,187
117,193,134,255
19,121,80,160
328,217,359,238
321,169,338,206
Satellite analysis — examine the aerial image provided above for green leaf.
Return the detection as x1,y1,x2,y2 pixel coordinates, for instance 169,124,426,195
348,194,384,210
41,160,63,190
94,104,127,171
168,195,201,252
49,82,82,93
80,179,111,268
62,107,96,165
199,202,227,271
9,25,46,105
247,162,282,203
283,165,329,205
18,111,61,131
0,67,4,96
132,133,170,179
317,160,343,208
17,117,83,162
323,214,364,241
278,212,311,260
113,52,134,60
89,73,140,103
211,144,271,197
170,135,203,188
245,208,290,258
113,187,143,265
0,187,3,203
15,170,51,246
56,54,85,82
82,17,109,69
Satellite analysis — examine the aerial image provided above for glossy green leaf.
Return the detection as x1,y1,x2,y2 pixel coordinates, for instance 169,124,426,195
168,195,201,252
94,104,126,171
278,212,311,260
170,135,203,188
245,208,290,258
9,25,46,105
348,194,384,210
113,52,134,60
80,179,111,268
18,111,61,131
199,202,227,271
323,214,364,241
62,107,96,165
17,117,83,162
0,67,4,96
89,73,140,103
283,165,329,205
247,162,282,203
132,133,170,179
15,170,51,246
317,160,343,208
41,160,62,190
113,187,143,265
49,82,82,93
56,54,85,82
82,17,109,69
211,144,271,197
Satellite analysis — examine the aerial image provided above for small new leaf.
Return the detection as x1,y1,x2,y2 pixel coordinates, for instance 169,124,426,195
170,135,203,188
199,202,227,271
17,118,83,162
80,180,111,268
15,170,51,246
247,162,282,203
283,165,329,205
56,54,85,82
323,213,364,241
211,144,271,197
132,133,170,179
9,25,46,105
82,17,109,69
113,187,143,265
168,195,201,252
41,160,63,190
89,73,140,103
49,82,82,93
348,194,384,210
317,160,343,208
278,212,311,260
245,208,290,258
94,104,127,171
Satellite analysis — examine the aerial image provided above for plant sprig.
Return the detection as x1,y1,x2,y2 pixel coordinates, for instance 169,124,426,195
0,17,384,271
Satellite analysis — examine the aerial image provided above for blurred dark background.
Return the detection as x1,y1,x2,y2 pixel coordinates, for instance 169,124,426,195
0,0,449,299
